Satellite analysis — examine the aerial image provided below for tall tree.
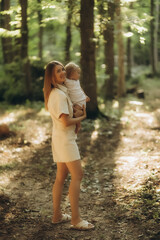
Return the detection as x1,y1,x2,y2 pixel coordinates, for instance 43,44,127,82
154,0,159,73
103,0,115,99
37,0,43,60
150,0,156,75
1,0,13,64
65,0,74,63
80,0,98,118
126,26,132,78
19,0,32,98
115,0,125,97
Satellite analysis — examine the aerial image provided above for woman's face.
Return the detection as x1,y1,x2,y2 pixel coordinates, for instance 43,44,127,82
53,64,66,85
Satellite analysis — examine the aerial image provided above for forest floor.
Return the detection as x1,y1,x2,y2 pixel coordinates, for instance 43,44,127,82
0,77,160,240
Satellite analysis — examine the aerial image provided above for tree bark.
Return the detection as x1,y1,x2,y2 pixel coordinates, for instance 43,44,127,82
80,0,98,118
103,1,115,99
154,0,159,72
65,0,74,63
150,0,156,75
126,26,132,78
115,0,125,97
1,0,13,63
37,0,43,60
19,0,32,98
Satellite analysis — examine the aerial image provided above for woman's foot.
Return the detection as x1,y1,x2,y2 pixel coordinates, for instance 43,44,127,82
70,219,95,230
52,213,71,224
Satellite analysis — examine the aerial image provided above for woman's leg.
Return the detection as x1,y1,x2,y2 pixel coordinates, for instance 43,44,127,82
66,160,83,225
52,162,69,222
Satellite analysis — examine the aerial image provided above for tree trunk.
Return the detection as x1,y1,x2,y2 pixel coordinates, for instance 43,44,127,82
150,0,156,75
154,0,159,72
1,0,13,64
19,0,32,98
115,0,125,97
103,1,115,99
65,0,73,63
126,26,132,78
37,0,43,60
80,0,98,118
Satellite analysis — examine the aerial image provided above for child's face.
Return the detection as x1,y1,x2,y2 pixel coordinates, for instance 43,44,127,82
70,68,81,80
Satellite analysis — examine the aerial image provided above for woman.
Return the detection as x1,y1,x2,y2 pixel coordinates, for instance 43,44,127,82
43,61,94,230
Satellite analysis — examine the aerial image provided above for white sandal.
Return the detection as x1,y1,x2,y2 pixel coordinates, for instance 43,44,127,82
70,220,95,230
52,213,71,224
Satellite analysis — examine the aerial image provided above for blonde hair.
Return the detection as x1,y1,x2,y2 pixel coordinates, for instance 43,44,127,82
43,60,63,110
65,62,80,78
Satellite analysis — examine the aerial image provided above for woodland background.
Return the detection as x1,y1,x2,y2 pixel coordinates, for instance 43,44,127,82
0,0,159,118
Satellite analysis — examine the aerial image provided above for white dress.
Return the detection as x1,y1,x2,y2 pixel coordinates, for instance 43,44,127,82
47,84,80,162
65,78,87,107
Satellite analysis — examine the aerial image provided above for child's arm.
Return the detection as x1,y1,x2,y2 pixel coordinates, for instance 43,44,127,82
80,87,90,102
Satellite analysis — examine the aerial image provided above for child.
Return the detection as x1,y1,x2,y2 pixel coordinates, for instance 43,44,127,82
65,62,90,118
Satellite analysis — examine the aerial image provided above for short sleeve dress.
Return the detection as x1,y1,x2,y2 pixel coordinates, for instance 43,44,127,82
47,84,80,163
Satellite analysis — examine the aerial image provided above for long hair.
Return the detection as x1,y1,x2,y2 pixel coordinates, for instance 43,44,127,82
43,61,63,110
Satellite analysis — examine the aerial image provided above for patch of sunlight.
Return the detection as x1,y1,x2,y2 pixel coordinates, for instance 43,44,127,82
37,108,50,117
0,109,32,124
94,119,100,130
75,52,81,57
29,126,47,145
124,32,133,38
140,37,145,44
0,172,15,188
0,112,16,124
112,100,119,108
91,130,98,141
128,100,143,106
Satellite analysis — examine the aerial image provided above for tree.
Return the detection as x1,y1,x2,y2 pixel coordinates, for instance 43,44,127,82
115,0,125,97
19,0,32,98
80,0,98,118
65,0,74,63
126,26,132,78
150,0,156,75
103,0,115,99
1,0,13,64
154,0,159,72
37,0,43,60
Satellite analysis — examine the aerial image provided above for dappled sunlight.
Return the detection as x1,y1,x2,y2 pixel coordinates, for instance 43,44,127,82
113,97,160,194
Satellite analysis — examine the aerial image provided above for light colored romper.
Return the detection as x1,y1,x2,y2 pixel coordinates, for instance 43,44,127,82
65,78,87,107
48,84,80,163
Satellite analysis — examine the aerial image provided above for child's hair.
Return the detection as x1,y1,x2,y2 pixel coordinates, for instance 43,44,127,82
65,62,80,78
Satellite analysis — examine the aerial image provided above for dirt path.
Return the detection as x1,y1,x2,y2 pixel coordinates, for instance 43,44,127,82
0,78,160,240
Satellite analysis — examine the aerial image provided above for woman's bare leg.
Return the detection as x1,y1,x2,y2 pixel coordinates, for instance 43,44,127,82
52,162,69,222
66,160,83,225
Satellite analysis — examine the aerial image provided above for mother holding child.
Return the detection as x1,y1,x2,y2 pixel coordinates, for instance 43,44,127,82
43,60,94,230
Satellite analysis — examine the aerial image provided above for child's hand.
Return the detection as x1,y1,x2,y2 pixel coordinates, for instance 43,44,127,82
86,96,90,102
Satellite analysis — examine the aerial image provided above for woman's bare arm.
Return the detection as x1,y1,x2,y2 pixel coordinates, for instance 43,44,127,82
60,105,86,127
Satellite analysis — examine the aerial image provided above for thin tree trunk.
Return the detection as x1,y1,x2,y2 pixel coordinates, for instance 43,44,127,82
127,26,132,78
65,0,73,63
19,0,32,98
154,0,159,72
37,0,43,60
103,1,115,99
1,0,13,63
150,0,156,75
80,0,98,118
115,0,125,97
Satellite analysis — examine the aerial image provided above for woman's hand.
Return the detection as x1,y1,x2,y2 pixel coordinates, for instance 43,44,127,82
81,105,87,120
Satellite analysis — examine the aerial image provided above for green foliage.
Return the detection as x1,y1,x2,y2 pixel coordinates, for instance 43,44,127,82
0,61,26,103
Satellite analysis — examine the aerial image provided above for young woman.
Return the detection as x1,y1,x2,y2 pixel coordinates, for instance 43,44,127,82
43,61,94,230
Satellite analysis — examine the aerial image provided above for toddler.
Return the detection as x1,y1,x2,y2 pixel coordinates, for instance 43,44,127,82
65,62,90,117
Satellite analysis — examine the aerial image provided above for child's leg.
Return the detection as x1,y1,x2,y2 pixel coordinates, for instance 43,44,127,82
73,104,83,118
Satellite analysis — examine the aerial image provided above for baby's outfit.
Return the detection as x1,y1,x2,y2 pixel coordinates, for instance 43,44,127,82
65,78,87,107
